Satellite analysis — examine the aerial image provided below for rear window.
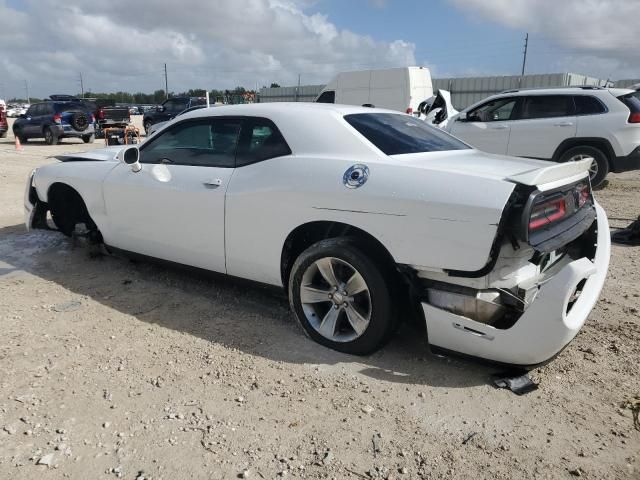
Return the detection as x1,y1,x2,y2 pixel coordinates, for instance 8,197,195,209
344,113,469,155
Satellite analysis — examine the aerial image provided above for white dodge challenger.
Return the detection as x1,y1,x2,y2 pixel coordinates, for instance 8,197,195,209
24,103,610,367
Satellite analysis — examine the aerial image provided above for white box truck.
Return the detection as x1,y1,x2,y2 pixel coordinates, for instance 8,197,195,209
314,67,433,114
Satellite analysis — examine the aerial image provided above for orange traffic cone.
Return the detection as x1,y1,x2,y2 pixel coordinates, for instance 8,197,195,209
15,136,22,151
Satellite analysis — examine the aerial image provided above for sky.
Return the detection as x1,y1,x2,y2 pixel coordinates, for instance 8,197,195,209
0,0,638,99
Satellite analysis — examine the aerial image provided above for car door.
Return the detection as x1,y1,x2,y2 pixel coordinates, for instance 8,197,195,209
448,97,518,154
507,95,577,159
21,104,40,136
102,117,241,273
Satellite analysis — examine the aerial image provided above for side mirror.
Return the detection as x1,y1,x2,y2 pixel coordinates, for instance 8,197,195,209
119,146,141,172
157,105,165,112
457,112,467,122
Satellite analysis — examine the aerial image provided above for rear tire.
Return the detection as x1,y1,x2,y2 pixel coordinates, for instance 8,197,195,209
82,134,95,144
559,146,609,188
44,127,58,145
288,238,396,355
0,131,6,139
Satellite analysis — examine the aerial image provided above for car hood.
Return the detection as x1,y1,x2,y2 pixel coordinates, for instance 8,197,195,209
54,145,124,162
392,149,591,186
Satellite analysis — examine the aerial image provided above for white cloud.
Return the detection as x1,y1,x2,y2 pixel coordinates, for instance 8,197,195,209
449,0,640,79
0,0,416,98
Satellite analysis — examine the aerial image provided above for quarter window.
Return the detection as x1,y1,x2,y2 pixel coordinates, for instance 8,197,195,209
316,91,336,104
573,96,606,115
236,118,291,166
519,95,574,119
140,119,241,167
467,98,517,122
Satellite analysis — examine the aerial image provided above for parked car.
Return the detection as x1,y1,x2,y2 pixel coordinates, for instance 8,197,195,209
444,86,640,187
146,104,208,136
315,67,433,114
13,98,95,145
0,99,7,138
142,97,207,134
24,103,609,366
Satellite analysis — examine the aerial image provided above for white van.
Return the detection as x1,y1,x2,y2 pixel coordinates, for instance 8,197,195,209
315,67,433,114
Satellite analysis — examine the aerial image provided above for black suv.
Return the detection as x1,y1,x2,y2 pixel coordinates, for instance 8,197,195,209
13,96,95,145
143,97,207,134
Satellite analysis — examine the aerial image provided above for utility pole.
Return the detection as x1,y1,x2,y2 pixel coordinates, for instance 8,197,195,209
521,32,529,77
24,80,30,104
164,63,169,99
295,73,301,102
79,72,84,98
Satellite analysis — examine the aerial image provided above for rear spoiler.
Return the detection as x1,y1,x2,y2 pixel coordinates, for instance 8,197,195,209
506,158,591,187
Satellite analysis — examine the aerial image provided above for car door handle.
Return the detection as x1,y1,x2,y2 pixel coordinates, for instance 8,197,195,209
488,124,508,130
203,178,222,187
554,122,574,127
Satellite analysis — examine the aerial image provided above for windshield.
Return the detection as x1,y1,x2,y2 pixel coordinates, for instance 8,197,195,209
344,113,469,155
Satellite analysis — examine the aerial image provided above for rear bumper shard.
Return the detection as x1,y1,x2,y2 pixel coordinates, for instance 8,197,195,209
422,203,610,366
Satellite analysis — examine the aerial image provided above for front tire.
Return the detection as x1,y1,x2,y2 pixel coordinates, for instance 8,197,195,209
560,146,609,188
44,127,59,145
288,238,396,355
82,134,95,144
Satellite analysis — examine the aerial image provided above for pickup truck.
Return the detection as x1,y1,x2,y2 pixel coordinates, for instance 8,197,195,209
142,97,207,134
86,99,130,137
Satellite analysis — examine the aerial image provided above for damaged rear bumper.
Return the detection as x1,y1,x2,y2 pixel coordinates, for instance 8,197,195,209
422,203,610,367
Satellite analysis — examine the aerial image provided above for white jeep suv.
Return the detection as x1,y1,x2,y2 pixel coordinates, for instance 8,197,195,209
445,86,640,187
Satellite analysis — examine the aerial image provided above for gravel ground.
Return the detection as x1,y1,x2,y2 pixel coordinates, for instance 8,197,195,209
0,117,638,479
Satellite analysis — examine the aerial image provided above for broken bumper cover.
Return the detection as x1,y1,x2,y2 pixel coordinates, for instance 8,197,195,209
422,203,610,366
24,170,40,231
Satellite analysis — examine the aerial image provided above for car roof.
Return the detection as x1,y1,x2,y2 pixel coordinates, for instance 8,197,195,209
460,86,636,112
181,102,402,120
173,102,409,158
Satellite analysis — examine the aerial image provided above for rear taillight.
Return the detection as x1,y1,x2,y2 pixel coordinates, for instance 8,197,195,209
529,196,567,231
98,108,105,120
629,112,640,123
90,114,95,123
406,107,413,114
53,114,62,124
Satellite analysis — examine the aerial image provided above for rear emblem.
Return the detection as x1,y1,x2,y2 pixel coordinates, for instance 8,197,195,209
343,164,369,189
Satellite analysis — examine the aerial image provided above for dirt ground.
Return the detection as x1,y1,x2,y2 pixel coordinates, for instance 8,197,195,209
0,117,638,480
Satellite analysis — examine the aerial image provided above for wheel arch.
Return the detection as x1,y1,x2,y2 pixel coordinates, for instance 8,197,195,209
280,221,397,288
46,182,98,234
552,137,615,168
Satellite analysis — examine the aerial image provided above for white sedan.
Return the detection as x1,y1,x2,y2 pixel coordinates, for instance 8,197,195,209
24,103,610,366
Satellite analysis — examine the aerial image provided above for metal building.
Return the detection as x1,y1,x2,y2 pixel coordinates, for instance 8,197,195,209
615,79,640,89
258,84,325,103
258,72,613,109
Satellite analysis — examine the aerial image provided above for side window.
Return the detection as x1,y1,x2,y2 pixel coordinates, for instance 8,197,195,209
467,98,517,122
163,99,186,113
25,105,37,116
316,91,336,104
140,119,241,167
519,95,574,120
236,118,292,166
574,96,606,115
